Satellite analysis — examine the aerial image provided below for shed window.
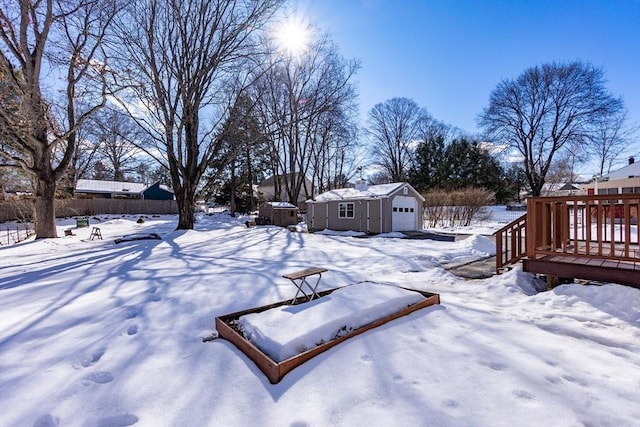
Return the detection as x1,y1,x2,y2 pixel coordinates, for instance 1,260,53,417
338,202,355,219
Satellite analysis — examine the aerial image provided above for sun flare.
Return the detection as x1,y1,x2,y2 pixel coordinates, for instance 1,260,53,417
276,16,310,57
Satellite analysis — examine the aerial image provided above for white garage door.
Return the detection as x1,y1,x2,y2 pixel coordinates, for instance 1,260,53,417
392,196,417,231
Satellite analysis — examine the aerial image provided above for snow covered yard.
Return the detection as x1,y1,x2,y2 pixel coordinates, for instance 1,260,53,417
0,213,639,426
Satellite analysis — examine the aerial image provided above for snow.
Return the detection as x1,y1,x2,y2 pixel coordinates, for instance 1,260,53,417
316,228,366,237
1,211,639,426
267,201,298,209
309,182,405,202
238,282,426,362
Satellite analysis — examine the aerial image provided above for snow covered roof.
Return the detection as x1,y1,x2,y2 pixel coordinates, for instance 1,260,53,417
604,161,640,180
75,179,173,195
308,182,418,203
267,201,298,209
76,179,148,194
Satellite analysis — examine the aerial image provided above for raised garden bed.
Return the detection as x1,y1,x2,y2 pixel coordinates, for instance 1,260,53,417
215,283,440,383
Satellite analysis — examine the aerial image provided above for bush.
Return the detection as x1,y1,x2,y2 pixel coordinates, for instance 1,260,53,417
422,188,493,227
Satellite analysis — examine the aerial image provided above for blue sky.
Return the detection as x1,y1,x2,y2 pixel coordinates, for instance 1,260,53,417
290,0,640,166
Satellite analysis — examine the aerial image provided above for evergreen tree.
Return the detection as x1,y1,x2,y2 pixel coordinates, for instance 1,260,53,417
410,136,506,199
409,134,446,192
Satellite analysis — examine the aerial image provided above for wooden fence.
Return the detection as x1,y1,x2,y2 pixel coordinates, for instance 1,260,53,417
0,199,179,223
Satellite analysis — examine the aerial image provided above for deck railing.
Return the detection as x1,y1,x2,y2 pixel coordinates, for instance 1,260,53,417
526,194,639,262
494,194,640,274
494,213,527,274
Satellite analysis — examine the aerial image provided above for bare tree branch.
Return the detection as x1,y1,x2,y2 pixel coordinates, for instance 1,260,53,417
479,61,623,196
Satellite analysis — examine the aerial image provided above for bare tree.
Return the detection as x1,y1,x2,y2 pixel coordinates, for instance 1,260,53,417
588,108,638,175
0,0,116,237
366,97,431,182
310,108,362,193
88,108,143,181
110,0,281,229
56,116,101,195
479,61,624,196
254,33,359,203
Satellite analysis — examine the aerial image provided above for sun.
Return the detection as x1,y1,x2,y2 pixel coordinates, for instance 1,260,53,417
275,15,310,58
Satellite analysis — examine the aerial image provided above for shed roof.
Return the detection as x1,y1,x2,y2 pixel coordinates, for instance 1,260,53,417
268,201,298,209
76,179,147,194
75,179,173,195
308,182,423,203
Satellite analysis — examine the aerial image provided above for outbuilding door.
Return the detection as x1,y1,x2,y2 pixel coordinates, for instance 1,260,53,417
392,196,417,231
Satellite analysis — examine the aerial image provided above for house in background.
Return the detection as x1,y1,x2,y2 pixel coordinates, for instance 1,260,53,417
258,201,299,227
581,157,640,195
75,179,174,200
539,182,585,197
306,181,424,234
257,173,313,208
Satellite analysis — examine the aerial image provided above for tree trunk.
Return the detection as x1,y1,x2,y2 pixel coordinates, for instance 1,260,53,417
229,160,237,216
176,183,196,230
33,175,58,238
245,148,254,212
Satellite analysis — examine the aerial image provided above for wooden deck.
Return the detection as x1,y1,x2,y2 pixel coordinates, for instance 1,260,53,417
495,194,640,288
523,256,639,287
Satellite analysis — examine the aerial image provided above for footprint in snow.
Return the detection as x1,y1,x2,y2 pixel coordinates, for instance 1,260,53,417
545,375,563,384
33,414,59,427
479,360,508,371
83,371,114,385
127,325,139,336
95,414,139,427
80,348,106,368
124,307,139,319
562,374,589,387
443,399,460,408
512,389,535,401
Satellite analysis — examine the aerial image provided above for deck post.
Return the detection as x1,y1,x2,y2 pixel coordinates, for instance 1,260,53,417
526,198,541,257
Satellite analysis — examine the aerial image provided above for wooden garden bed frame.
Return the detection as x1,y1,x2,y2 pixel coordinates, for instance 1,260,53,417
215,286,441,383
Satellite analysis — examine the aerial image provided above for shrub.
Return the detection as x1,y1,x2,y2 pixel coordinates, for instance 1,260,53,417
422,188,493,227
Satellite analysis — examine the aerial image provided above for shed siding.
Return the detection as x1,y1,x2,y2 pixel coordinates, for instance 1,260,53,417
259,205,299,227
367,199,382,233
310,203,328,230
142,183,174,201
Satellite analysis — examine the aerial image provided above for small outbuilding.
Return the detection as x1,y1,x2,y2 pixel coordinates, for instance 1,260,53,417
306,181,425,234
258,202,299,227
